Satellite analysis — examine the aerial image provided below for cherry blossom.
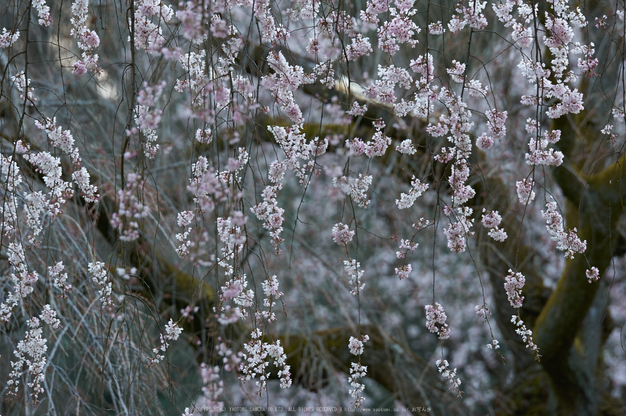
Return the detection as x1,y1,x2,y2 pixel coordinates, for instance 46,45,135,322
425,302,450,339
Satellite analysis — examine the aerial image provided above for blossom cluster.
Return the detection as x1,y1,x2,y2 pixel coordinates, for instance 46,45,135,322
408,48,434,79
260,274,284,322
396,176,428,209
344,259,365,295
376,0,420,55
425,302,450,339
348,361,368,408
7,307,60,402
332,223,355,246
436,359,462,397
346,119,392,157
345,34,373,61
251,132,310,250
477,109,508,149
11,72,36,104
70,0,101,75
262,52,314,124
251,161,286,254
0,28,19,48
348,362,367,409
0,153,23,210
448,162,475,205
586,267,600,283
33,118,99,202
492,1,534,48
149,319,183,366
33,0,52,26
423,83,482,253
180,304,199,322
481,209,508,242
396,139,416,154
525,129,564,166
516,178,536,205
333,174,373,208
49,261,72,297
174,50,209,106
267,125,315,185
175,210,195,257
132,0,174,53
253,0,286,45
487,339,500,350
177,149,247,262
133,81,168,158
394,264,412,280
176,0,208,44
88,261,113,308
217,213,248,257
366,66,412,105
511,315,541,361
110,173,150,242
218,274,254,324
0,244,39,323
574,42,598,77
186,156,223,212
495,0,591,122
475,304,491,322
8,317,48,401
196,363,224,411
348,334,370,356
443,207,474,253
396,238,418,259
239,329,292,392
21,149,73,219
12,121,96,247
541,198,587,259
449,0,488,33
504,269,525,308
447,60,466,84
